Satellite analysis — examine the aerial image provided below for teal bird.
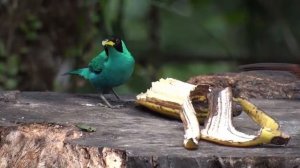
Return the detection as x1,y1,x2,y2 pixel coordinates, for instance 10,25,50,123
66,37,135,108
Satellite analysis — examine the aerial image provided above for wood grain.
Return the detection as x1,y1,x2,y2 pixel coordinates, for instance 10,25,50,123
0,91,299,167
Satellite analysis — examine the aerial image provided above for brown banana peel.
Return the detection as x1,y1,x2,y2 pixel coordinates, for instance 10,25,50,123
136,78,290,149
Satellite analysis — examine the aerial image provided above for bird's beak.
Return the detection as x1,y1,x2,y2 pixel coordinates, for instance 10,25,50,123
102,39,115,47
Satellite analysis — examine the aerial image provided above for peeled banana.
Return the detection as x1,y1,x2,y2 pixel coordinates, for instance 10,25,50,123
137,78,201,149
136,78,290,149
136,79,239,125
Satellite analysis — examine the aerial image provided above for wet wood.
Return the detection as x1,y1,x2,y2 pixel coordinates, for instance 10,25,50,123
0,91,300,168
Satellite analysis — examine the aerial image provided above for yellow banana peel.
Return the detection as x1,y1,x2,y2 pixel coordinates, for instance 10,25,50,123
137,79,214,125
136,78,290,149
201,87,290,147
137,78,201,149
233,97,279,130
136,98,208,124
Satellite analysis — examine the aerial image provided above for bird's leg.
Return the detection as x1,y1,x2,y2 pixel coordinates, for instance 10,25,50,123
99,93,113,108
111,88,121,100
111,88,135,105
97,90,123,109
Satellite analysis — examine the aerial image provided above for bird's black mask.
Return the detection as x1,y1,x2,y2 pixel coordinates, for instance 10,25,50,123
104,37,123,56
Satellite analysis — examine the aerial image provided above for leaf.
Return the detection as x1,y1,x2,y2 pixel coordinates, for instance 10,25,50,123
76,124,96,132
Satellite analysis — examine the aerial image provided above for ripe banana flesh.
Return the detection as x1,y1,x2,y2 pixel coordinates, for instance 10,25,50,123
137,79,214,125
137,78,201,149
136,78,290,149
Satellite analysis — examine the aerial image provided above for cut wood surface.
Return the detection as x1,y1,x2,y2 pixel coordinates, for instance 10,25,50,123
0,91,300,167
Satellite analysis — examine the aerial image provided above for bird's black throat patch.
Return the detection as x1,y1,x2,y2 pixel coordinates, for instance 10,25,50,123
105,47,109,56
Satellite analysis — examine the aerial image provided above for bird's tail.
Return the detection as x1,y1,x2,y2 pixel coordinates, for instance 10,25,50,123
63,68,90,80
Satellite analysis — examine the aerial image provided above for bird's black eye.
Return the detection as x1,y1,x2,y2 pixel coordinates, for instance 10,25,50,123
114,41,123,53
113,38,123,53
107,36,123,52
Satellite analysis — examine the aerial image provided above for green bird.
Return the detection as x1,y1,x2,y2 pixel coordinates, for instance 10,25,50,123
66,37,135,108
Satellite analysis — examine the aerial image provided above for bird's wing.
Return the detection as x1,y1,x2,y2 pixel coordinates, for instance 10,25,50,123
88,51,108,74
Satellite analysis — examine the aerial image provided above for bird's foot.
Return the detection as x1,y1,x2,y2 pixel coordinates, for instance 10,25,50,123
118,99,135,106
96,103,106,107
109,104,124,109
96,103,124,109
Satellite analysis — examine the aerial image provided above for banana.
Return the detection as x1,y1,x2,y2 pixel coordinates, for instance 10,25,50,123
137,78,201,149
201,87,290,147
233,97,290,145
137,79,225,125
233,98,279,130
136,98,208,124
137,82,241,125
136,78,290,149
181,98,200,150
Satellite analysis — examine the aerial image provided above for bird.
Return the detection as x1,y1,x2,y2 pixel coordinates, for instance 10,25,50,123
65,37,135,108
239,63,300,78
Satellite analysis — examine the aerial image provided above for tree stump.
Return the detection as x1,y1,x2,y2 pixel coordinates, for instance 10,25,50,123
0,90,300,168
188,71,300,99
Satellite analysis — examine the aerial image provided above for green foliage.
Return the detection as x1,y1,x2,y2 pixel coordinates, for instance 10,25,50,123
159,62,234,81
0,0,299,93
19,14,42,41
0,40,6,57
0,54,19,90
7,55,19,76
65,47,83,58
0,39,18,90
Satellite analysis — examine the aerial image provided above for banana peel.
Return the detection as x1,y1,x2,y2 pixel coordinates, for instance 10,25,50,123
233,98,290,145
201,87,290,147
136,78,201,149
136,79,242,125
136,78,290,149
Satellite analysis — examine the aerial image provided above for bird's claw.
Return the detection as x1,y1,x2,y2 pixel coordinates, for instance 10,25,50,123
96,103,124,109
96,103,106,107
109,104,124,109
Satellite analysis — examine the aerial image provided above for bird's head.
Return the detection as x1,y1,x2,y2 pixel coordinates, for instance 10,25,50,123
102,37,124,55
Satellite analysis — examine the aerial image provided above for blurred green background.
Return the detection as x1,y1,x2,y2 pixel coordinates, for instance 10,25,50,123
0,0,299,94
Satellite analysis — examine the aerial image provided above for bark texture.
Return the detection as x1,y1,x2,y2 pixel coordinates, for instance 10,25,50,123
188,71,300,99
0,89,299,167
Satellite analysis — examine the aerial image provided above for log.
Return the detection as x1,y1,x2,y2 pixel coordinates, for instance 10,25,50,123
188,70,300,99
0,91,300,168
